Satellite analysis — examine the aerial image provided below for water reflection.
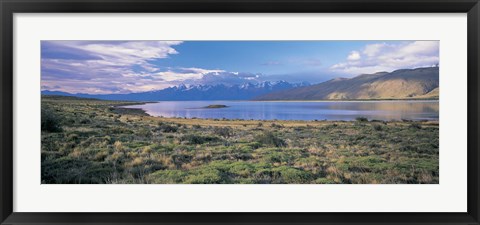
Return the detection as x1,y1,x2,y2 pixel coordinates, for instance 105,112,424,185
122,100,439,121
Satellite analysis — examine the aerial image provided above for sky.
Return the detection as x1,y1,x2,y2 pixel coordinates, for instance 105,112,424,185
41,40,439,94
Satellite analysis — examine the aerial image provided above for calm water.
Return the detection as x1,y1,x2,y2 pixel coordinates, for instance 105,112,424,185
122,100,439,121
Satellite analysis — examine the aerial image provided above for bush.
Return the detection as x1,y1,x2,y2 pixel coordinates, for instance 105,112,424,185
314,177,336,184
273,166,312,183
410,123,422,129
181,134,220,145
263,152,294,164
147,170,187,183
213,126,232,138
41,108,63,132
373,124,383,131
229,162,255,177
79,118,91,124
41,157,114,184
185,168,223,184
255,132,286,147
271,123,283,128
355,117,368,122
157,122,178,133
253,166,312,184
171,153,193,168
138,128,152,137
247,142,262,149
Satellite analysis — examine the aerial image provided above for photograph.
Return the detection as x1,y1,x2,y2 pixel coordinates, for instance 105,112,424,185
40,40,439,184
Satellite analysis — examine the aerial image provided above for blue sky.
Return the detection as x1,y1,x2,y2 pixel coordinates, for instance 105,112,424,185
41,40,439,94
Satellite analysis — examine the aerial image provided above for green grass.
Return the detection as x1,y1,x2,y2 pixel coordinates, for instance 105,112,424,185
41,95,439,184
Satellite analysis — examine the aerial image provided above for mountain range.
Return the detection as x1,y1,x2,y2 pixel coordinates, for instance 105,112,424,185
42,67,439,101
41,81,310,101
255,67,439,100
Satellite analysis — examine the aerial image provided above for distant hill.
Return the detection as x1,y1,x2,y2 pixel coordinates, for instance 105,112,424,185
255,67,439,100
42,81,310,101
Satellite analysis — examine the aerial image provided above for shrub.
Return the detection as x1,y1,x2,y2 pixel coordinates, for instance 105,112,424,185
271,123,283,128
229,162,254,177
147,170,187,183
253,166,312,184
41,157,113,184
213,126,233,138
273,166,312,183
255,132,286,147
157,122,178,133
79,118,91,124
138,128,152,137
247,142,262,149
41,108,63,132
355,117,368,122
314,177,336,184
181,134,220,145
184,168,223,184
263,152,289,164
410,123,422,129
373,124,383,131
66,134,80,143
171,153,193,168
110,127,134,134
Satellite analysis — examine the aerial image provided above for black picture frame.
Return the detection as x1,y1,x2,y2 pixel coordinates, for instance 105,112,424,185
1,0,479,224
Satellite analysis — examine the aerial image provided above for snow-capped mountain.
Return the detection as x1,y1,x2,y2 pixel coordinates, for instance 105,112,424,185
41,81,311,101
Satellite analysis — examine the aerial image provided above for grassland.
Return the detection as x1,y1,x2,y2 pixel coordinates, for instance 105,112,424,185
41,95,439,184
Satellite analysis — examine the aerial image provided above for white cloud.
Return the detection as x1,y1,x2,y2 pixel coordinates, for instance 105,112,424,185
43,41,263,94
178,67,225,75
41,40,247,94
331,41,439,75
155,69,225,82
347,51,361,61
41,64,229,94
362,43,388,57
41,41,208,94
61,41,183,71
177,71,263,86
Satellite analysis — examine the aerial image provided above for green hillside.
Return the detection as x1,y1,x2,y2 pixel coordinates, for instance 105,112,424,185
256,67,439,100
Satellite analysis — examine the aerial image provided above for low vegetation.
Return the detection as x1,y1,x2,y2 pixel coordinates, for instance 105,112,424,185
41,96,439,184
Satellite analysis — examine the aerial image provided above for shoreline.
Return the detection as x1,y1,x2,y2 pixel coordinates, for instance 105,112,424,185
116,101,439,123
118,99,439,104
114,106,439,124
45,95,439,123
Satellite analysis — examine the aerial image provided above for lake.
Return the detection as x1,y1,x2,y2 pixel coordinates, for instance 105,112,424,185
121,100,439,121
